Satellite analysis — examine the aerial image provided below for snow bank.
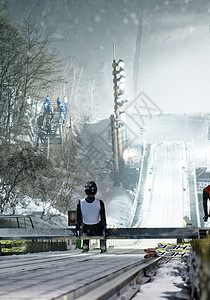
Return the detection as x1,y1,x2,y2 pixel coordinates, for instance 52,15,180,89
133,259,191,300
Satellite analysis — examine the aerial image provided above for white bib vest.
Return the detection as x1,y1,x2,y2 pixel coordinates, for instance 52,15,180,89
80,198,101,225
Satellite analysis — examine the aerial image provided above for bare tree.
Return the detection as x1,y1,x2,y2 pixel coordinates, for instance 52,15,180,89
20,19,60,100
0,12,100,216
0,143,49,213
0,16,24,141
0,16,60,143
59,56,85,121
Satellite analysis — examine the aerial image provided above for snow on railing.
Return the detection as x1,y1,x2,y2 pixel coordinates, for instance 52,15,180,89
127,140,149,228
134,143,156,228
182,142,191,221
191,143,201,228
186,142,200,227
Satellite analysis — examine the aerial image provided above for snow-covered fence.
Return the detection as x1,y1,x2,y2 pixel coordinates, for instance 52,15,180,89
185,142,200,227
0,239,67,255
190,236,210,300
127,142,151,227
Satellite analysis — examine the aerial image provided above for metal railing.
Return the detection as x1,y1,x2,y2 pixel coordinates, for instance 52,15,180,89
0,227,208,240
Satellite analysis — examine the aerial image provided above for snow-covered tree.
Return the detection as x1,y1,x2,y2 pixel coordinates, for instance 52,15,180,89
0,14,59,143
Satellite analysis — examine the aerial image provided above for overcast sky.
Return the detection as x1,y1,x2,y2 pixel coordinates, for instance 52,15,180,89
139,1,210,114
6,0,210,118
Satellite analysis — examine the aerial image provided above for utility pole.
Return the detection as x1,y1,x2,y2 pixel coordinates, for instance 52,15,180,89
111,44,126,185
110,114,120,185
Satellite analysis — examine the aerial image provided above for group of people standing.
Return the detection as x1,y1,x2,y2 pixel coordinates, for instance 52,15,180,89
37,96,54,143
43,95,54,134
37,95,69,143
43,95,68,117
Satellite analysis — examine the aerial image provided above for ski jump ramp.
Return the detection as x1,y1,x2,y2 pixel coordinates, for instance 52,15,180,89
128,141,200,228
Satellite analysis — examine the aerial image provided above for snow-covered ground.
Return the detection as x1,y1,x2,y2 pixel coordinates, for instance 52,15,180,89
14,196,69,228
133,141,187,228
133,258,191,300
105,186,133,227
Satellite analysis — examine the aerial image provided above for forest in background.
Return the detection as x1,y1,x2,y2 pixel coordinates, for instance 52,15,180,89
0,1,114,217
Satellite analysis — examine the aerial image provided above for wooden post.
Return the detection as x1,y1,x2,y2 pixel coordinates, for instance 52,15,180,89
68,210,77,226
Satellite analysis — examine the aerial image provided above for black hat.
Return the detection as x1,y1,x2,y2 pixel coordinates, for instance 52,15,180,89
84,181,97,195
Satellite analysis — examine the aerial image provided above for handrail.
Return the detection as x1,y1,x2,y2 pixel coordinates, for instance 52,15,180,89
127,139,146,227
0,227,207,240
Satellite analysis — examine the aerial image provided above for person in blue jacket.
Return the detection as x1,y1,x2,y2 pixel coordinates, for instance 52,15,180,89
57,97,66,121
43,95,50,111
57,97,61,110
76,181,107,253
63,95,68,112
